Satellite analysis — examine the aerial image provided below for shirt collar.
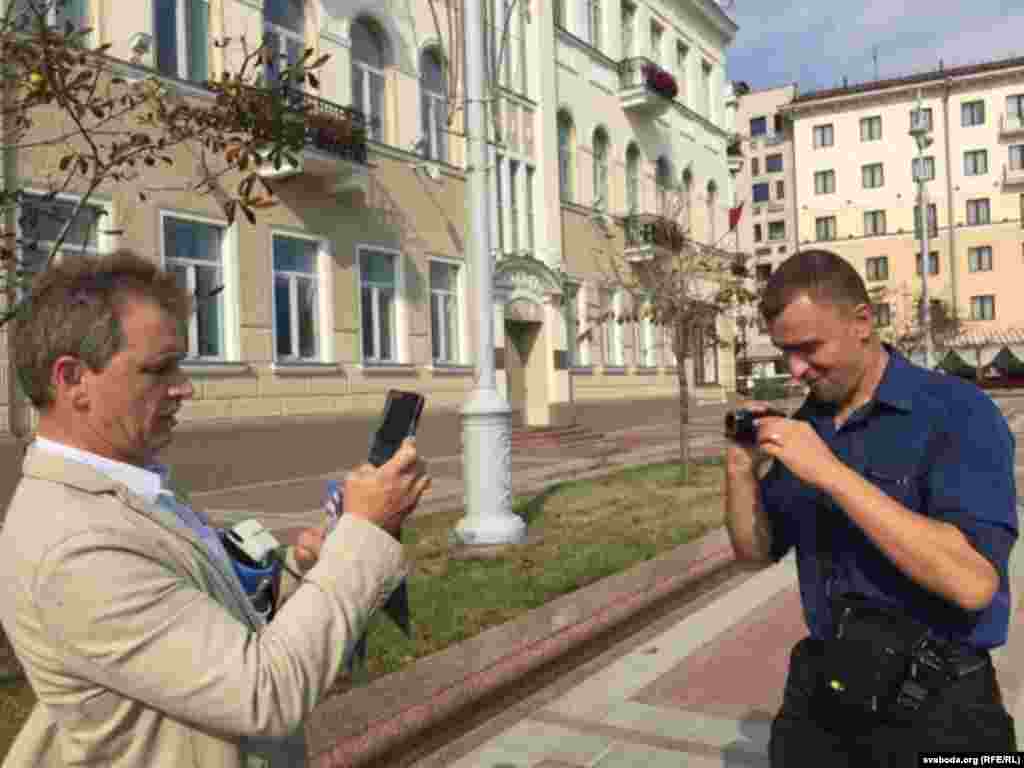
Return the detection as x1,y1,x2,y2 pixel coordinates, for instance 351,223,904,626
33,437,171,504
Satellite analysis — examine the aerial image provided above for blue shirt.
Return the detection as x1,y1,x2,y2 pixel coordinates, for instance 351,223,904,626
760,344,1018,650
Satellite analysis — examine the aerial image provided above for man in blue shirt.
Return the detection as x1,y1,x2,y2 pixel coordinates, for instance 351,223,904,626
725,249,1017,765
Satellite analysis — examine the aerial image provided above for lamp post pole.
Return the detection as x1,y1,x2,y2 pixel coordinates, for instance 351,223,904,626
454,0,525,546
912,88,934,369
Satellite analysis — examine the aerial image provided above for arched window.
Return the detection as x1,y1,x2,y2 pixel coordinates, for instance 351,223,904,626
592,127,609,211
263,0,304,85
557,110,575,202
420,48,447,161
625,143,640,214
681,167,693,231
706,179,718,244
351,18,387,142
655,155,671,215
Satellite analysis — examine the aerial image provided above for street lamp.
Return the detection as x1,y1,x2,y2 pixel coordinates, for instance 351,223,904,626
910,88,934,369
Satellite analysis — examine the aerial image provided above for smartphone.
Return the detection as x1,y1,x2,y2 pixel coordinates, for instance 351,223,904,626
368,390,426,467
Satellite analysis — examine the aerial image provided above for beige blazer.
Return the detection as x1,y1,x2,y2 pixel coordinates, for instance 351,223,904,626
0,445,408,767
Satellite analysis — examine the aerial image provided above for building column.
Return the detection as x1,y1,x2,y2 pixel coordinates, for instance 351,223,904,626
543,290,574,426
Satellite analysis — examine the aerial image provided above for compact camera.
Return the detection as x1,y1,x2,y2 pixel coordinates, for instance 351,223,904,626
724,407,787,445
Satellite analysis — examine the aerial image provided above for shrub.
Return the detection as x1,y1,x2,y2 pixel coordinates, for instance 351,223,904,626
751,377,789,401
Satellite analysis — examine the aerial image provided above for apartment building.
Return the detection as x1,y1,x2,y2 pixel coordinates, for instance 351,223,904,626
732,83,798,387
1,0,740,436
781,56,1024,374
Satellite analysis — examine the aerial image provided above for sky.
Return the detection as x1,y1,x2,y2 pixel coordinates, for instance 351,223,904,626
725,0,1024,95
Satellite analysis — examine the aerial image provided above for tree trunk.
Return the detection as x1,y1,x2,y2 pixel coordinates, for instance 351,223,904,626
675,321,692,485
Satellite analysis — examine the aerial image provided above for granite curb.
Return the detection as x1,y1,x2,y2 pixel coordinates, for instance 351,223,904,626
303,527,739,767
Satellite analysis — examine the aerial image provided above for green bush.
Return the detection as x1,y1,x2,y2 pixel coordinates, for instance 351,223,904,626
751,378,789,401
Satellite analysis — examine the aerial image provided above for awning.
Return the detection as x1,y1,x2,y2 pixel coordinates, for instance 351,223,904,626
989,346,1024,375
936,349,977,376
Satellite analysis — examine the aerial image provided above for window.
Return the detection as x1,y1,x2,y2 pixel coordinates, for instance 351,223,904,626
970,295,995,320
563,283,584,366
494,153,505,252
675,42,688,98
163,215,225,359
420,49,448,162
816,216,837,241
910,107,933,132
351,18,387,142
751,157,760,176
603,289,624,366
753,223,763,242
915,251,940,276
872,303,891,328
813,124,833,148
774,114,784,134
912,156,935,181
655,156,671,215
11,0,89,40
701,60,712,119
768,221,785,241
693,323,718,384
17,193,106,280
272,234,319,361
263,0,303,86
649,21,663,64
755,263,772,283
430,260,461,364
360,249,398,362
862,163,884,189
592,128,609,211
585,0,602,48
814,169,835,194
638,306,656,367
750,116,767,137
752,182,770,203
866,256,888,281
525,166,536,249
766,153,783,173
1009,145,1024,171
706,181,716,244
962,100,985,127
1008,95,1024,120
775,180,785,199
964,150,988,176
914,203,938,238
508,160,520,252
557,111,575,201
625,143,640,214
860,115,882,141
554,0,565,26
966,198,991,225
968,246,993,272
620,1,635,58
155,0,209,82
864,210,886,236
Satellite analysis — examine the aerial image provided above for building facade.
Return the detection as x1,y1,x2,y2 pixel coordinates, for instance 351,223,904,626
732,56,1024,384
2,0,740,436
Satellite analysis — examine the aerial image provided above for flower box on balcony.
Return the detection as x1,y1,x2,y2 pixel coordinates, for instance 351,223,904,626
642,63,679,102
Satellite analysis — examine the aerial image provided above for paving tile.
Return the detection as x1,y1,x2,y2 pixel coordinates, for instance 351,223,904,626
443,721,611,768
602,702,770,755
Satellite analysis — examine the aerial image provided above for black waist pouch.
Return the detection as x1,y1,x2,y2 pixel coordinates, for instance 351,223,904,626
815,594,932,721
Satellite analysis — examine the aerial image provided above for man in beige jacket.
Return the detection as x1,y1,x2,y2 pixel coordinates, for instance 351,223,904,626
0,249,431,767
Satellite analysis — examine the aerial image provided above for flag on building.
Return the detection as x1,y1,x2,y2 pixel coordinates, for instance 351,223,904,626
729,201,744,231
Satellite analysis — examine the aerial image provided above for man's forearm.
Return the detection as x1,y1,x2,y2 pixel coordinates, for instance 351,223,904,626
725,467,774,565
822,462,999,612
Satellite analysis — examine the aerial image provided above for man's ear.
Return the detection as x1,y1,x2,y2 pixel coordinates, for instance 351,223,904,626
51,356,88,407
851,302,874,341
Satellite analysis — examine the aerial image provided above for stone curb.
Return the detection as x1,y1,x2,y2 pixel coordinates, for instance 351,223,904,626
303,527,738,767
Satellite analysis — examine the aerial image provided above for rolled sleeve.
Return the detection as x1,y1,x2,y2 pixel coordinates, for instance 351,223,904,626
759,460,796,562
925,400,1018,577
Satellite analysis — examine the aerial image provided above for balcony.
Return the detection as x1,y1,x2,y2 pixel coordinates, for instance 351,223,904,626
767,202,785,213
1004,164,1024,186
256,89,372,197
999,113,1024,139
764,132,785,146
618,57,676,118
621,213,686,262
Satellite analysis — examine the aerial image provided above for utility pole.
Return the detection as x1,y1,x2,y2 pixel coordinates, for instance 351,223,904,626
454,0,525,545
911,88,934,369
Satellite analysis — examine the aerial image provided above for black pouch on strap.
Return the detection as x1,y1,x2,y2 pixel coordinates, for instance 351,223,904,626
815,593,933,720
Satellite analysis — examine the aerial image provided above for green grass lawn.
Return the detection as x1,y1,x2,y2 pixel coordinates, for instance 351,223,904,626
0,458,727,756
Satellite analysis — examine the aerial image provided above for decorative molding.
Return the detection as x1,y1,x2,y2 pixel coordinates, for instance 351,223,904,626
181,362,252,377
269,362,343,377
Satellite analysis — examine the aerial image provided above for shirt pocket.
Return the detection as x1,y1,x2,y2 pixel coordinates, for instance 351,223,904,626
865,465,920,510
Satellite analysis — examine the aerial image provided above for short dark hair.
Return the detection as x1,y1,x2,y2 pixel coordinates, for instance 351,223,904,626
11,248,192,410
759,249,870,324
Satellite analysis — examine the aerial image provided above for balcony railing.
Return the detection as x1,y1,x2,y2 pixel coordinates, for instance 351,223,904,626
618,57,676,116
622,212,686,260
1000,113,1024,138
1004,163,1024,186
764,132,785,146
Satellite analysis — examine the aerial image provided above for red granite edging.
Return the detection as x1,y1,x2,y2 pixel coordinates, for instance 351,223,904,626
302,527,738,768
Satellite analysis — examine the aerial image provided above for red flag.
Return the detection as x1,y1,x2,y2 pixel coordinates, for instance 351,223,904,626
729,201,744,231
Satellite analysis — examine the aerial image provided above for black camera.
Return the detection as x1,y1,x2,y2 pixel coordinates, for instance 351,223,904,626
725,407,787,445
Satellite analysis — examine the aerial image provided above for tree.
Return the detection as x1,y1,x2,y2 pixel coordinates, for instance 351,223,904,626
579,188,755,483
1,0,332,317
867,282,965,364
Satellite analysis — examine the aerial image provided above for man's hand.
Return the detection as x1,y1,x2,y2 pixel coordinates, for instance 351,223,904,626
293,523,327,574
725,401,778,476
755,414,841,491
344,438,432,537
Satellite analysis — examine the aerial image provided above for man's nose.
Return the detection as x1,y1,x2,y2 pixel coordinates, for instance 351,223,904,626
170,374,195,400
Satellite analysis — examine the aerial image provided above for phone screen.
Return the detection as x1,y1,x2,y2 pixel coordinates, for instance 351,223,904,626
369,391,424,466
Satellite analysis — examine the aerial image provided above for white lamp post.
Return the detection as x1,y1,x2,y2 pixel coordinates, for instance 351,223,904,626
910,88,935,369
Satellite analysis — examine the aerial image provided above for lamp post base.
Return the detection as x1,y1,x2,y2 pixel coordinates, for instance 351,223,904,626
454,388,526,545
